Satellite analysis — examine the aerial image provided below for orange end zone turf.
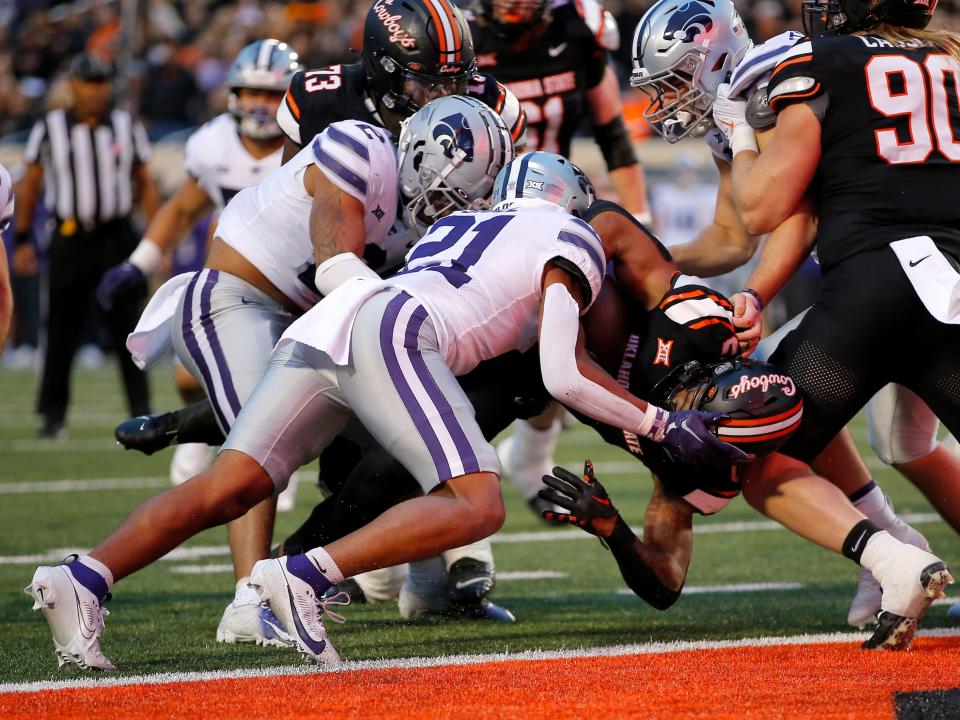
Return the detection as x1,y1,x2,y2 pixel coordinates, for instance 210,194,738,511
3,638,959,719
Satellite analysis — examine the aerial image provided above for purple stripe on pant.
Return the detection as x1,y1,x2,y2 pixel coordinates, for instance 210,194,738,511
197,270,243,422
181,271,231,432
402,305,480,475
379,292,452,479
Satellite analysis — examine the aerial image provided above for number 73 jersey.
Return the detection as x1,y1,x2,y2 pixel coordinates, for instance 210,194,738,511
768,34,960,270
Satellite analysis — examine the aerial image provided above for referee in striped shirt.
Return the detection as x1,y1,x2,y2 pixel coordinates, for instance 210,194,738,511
13,53,160,438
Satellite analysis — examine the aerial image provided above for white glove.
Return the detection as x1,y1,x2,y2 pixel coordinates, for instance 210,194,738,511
712,83,758,156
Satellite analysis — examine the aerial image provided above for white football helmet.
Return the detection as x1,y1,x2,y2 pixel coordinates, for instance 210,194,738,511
226,39,302,139
398,95,514,236
491,151,596,217
630,0,752,142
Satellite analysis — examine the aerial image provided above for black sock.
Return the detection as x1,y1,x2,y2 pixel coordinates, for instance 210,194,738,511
841,519,881,565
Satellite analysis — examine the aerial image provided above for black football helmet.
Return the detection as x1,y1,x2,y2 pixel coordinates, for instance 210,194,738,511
801,0,937,35
476,0,551,41
650,358,804,461
362,0,478,117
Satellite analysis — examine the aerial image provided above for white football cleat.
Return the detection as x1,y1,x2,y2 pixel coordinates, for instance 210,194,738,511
25,564,115,671
215,600,293,648
248,558,347,665
862,545,953,650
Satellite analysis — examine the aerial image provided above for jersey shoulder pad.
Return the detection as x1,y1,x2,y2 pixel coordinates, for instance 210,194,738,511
184,114,233,178
468,74,527,150
554,0,619,50
767,37,826,114
278,70,308,145
311,119,397,207
729,31,805,99
550,214,606,309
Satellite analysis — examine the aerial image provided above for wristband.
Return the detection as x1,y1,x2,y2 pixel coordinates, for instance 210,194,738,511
741,287,764,310
730,125,759,157
637,404,669,441
314,252,379,296
129,238,164,274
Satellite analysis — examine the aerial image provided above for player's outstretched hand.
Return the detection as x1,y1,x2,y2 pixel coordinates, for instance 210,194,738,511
731,291,762,356
660,410,748,467
97,261,146,310
539,461,618,536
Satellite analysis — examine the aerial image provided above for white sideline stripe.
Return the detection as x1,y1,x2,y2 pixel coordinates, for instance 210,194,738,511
0,513,945,566
170,565,570,580
617,582,805,596
2,628,958,695
0,477,166,494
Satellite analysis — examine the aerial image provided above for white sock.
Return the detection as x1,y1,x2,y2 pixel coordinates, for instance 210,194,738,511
502,419,562,500
234,577,261,605
851,484,898,530
78,554,115,589
442,538,494,569
304,546,345,584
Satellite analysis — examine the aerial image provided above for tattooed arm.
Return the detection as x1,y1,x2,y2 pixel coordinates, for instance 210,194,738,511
304,164,367,265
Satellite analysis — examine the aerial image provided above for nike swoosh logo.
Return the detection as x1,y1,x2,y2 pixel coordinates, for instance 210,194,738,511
548,43,568,57
680,419,704,444
287,585,326,654
909,255,931,267
593,497,611,506
455,577,488,590
65,569,99,640
849,530,868,553
240,297,254,305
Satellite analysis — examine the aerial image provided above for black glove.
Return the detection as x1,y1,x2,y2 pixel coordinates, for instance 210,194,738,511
538,460,618,535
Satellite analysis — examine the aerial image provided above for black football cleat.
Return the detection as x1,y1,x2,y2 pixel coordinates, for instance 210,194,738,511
114,412,180,455
445,557,515,622
450,597,516,622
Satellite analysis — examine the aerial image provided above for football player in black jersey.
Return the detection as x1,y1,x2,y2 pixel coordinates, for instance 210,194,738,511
718,0,958,644
277,0,526,162
461,0,650,218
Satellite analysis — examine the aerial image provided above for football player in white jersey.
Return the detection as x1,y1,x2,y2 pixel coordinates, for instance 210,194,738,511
630,0,949,629
97,40,301,487
0,163,15,354
26,149,746,669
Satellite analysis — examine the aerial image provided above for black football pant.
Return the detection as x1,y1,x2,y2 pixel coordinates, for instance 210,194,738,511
770,244,960,463
38,219,151,425
281,349,550,554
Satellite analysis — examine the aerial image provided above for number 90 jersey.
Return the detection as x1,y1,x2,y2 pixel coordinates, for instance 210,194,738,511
216,119,401,311
389,199,606,375
769,34,960,270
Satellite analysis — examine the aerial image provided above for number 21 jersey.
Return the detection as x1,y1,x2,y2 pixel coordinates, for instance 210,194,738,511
769,35,960,269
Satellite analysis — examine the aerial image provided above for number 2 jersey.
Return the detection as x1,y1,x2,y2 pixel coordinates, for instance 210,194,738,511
769,34,960,270
215,119,404,311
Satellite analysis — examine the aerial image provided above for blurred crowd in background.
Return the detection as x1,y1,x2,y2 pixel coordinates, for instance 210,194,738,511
11,0,960,141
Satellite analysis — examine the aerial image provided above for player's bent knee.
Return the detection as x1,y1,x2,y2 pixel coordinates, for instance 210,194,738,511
193,450,275,524
444,471,505,539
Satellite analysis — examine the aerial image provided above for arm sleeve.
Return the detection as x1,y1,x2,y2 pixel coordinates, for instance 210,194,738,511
767,39,826,114
310,120,397,208
606,517,682,610
23,119,46,165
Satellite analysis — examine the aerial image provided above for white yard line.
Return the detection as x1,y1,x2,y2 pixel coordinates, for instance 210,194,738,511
0,512,945,566
617,582,805,596
2,628,957,695
0,477,166,494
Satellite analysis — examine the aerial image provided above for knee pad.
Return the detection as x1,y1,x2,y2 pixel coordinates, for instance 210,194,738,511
866,384,939,465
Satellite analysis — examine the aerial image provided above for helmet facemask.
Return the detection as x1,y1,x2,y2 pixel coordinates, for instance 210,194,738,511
228,89,285,139
632,50,714,142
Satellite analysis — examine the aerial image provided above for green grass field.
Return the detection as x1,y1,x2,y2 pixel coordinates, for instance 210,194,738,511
1,362,958,685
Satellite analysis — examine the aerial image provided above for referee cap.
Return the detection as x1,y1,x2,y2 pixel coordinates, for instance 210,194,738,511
69,53,115,81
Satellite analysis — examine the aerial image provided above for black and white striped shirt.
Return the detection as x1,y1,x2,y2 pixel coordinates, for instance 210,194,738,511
23,108,151,227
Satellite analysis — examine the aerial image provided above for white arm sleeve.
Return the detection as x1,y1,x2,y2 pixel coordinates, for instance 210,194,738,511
538,283,666,438
314,252,379,296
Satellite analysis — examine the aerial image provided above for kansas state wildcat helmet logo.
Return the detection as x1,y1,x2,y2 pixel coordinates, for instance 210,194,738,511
663,2,714,42
432,113,474,161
